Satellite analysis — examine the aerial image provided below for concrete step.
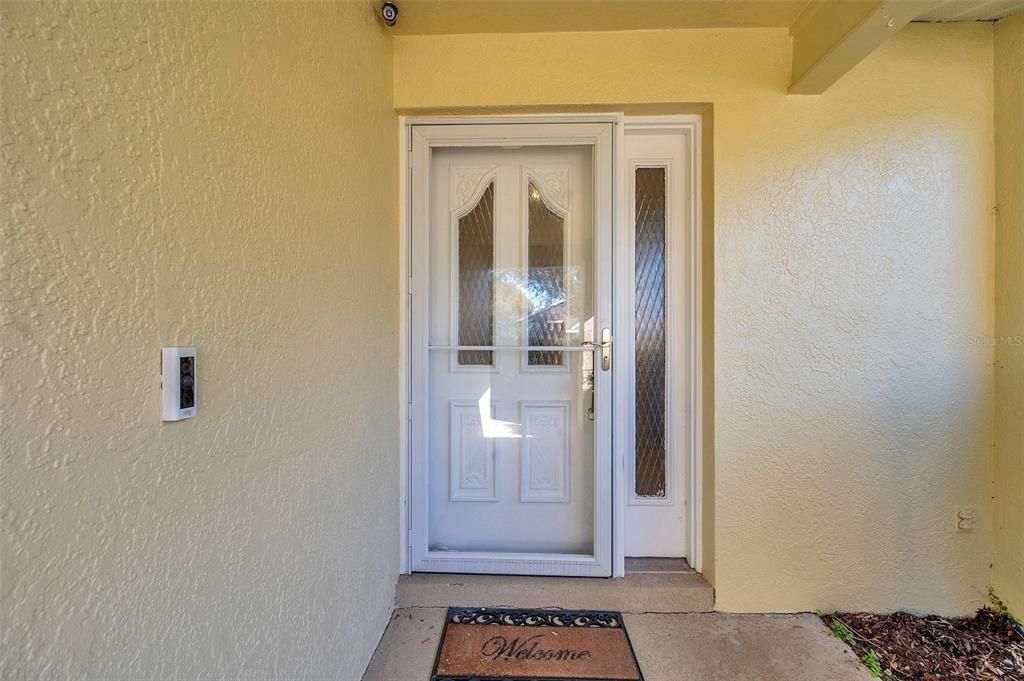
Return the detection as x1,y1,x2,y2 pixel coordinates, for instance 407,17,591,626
395,571,714,613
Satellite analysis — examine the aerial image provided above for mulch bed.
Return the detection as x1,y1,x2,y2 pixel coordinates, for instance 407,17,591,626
821,609,1024,680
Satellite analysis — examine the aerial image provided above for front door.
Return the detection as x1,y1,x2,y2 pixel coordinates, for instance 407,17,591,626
409,123,613,576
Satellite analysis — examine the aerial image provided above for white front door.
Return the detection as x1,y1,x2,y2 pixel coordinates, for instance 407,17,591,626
409,123,613,576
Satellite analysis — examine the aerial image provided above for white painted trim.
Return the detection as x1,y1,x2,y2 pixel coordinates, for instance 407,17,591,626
679,118,704,574
407,114,621,126
398,116,411,574
403,116,617,578
611,119,628,578
620,115,703,572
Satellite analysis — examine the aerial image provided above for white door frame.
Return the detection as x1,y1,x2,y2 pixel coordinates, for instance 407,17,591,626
618,117,703,567
397,114,703,578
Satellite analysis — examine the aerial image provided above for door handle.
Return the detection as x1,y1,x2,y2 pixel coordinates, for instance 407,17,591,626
582,328,612,372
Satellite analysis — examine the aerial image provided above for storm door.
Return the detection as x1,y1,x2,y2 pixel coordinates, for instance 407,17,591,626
409,123,613,576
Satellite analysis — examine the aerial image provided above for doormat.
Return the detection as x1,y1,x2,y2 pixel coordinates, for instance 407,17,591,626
431,607,644,681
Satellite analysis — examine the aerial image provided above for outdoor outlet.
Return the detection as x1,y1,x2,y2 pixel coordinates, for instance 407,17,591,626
954,504,975,532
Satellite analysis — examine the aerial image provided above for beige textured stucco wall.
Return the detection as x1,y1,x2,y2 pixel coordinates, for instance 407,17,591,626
1,2,397,679
993,11,1024,618
394,24,996,615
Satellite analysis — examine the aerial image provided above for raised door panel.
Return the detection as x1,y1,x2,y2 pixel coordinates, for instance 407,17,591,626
520,401,571,503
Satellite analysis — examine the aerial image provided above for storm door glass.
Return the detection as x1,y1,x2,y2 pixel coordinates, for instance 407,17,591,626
426,145,596,557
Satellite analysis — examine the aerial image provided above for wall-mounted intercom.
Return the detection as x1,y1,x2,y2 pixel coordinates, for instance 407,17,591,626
162,346,196,421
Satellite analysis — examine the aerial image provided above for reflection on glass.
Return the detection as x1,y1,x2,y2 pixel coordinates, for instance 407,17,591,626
527,181,566,365
635,168,667,498
458,182,495,365
477,388,523,439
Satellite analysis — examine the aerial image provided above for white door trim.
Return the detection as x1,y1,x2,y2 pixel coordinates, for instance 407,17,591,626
397,113,703,577
618,116,703,570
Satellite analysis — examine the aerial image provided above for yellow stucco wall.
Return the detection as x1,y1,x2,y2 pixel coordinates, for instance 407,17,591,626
1,1,397,678
395,24,997,615
993,11,1024,618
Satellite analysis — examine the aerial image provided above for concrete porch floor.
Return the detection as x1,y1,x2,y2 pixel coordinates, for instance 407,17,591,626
362,608,871,681
363,572,871,680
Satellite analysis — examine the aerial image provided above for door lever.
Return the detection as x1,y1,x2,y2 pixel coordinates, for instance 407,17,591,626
581,328,612,372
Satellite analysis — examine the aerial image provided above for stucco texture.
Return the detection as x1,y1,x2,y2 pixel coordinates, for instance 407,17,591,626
394,24,997,615
993,11,1024,618
1,1,397,679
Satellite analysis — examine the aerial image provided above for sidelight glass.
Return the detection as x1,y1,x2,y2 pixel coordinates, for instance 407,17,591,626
634,168,667,498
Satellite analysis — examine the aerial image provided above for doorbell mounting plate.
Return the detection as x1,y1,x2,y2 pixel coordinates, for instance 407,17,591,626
162,346,196,421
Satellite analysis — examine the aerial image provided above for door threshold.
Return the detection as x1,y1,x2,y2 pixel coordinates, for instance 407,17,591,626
624,557,694,574
396,570,713,613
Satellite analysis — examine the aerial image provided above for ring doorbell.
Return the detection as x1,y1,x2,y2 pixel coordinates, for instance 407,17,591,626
162,346,196,421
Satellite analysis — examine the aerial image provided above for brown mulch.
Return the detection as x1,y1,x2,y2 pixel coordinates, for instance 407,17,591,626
821,609,1024,680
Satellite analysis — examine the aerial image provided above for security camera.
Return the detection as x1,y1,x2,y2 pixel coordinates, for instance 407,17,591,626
381,2,398,26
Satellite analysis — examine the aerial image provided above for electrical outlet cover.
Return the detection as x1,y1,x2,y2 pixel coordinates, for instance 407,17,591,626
954,504,975,532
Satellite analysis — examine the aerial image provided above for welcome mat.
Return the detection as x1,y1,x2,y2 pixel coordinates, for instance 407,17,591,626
431,607,644,681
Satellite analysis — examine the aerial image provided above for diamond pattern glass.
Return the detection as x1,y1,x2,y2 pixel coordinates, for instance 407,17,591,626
527,181,566,366
458,182,494,365
634,168,667,498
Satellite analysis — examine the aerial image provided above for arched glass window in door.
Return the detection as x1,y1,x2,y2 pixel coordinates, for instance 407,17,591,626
527,181,566,366
457,182,495,366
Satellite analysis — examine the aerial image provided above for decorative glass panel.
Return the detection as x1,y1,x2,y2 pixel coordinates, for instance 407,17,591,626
634,168,667,498
527,181,566,366
458,182,494,365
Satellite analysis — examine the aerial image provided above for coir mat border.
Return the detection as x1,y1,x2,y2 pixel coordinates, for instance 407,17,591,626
430,607,645,681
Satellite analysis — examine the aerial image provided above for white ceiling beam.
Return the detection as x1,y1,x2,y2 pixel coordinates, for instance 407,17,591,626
789,0,939,94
